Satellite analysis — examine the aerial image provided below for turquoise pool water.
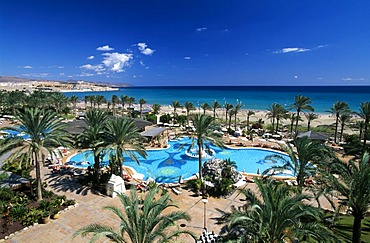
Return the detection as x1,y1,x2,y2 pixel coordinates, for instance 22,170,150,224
69,137,291,183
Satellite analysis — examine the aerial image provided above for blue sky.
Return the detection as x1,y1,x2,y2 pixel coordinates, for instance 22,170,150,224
1,0,370,86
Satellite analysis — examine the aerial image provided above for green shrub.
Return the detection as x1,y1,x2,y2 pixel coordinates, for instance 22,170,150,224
0,187,14,203
22,208,41,226
10,205,28,221
160,114,172,123
185,178,202,192
64,199,76,206
11,192,30,206
0,172,9,181
207,177,234,197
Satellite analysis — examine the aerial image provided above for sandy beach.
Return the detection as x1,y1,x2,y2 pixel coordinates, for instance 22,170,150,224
73,101,360,136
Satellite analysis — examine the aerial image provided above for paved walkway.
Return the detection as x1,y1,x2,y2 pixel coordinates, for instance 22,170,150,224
4,166,252,243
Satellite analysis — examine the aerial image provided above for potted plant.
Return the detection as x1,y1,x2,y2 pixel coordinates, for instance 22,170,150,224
51,208,60,219
38,200,52,224
40,210,50,224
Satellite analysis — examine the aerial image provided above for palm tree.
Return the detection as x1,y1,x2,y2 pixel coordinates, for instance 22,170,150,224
275,105,288,134
111,94,120,116
357,120,365,142
139,98,147,118
327,101,350,143
263,137,331,190
190,114,224,194
305,112,319,131
74,187,194,242
77,109,108,186
359,101,370,147
266,103,279,133
0,108,72,200
233,101,243,131
127,96,135,109
69,95,79,111
211,101,221,120
95,95,106,109
105,117,147,176
84,95,91,109
49,92,69,114
184,101,195,126
171,100,181,117
321,152,370,243
200,103,211,115
339,112,352,142
246,110,255,128
225,103,233,126
228,109,235,130
223,179,335,242
290,95,314,137
151,103,161,115
120,95,129,111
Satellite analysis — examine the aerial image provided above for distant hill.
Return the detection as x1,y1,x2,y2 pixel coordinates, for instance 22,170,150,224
0,76,131,87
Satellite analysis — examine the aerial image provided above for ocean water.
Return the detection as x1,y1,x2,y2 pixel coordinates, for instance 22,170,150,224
64,86,370,113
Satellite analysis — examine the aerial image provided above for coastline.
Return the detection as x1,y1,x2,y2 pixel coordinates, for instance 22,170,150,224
73,101,357,135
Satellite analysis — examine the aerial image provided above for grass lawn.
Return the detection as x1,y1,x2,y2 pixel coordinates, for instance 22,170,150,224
331,215,370,242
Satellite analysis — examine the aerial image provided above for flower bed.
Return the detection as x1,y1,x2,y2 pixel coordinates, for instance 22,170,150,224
0,187,76,240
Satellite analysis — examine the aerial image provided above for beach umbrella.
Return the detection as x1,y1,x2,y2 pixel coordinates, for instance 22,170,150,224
297,131,327,141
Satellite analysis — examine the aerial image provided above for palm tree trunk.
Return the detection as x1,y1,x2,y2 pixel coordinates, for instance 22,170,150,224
290,118,294,135
234,114,237,130
228,114,232,129
247,115,250,128
294,111,300,137
308,120,311,131
34,151,43,201
271,118,275,133
197,140,204,196
276,118,280,134
334,115,339,144
352,214,362,243
225,110,228,125
93,151,100,186
340,123,345,142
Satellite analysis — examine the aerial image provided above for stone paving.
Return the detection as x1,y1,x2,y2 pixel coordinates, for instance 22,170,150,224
4,166,254,243
4,163,336,243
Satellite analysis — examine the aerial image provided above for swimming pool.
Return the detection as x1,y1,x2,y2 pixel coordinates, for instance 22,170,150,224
69,137,291,183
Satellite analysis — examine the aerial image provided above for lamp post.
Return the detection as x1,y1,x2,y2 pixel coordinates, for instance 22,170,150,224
201,198,208,231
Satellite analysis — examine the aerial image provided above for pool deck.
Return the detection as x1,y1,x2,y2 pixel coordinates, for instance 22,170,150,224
3,163,336,243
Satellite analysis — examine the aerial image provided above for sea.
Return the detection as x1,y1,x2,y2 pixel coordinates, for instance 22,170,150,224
64,86,370,114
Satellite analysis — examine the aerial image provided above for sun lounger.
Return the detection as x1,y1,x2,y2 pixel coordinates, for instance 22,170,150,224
172,187,182,195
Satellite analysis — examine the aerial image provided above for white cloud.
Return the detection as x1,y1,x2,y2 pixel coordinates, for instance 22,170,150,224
317,44,328,48
137,43,155,55
45,65,64,69
342,77,366,81
274,47,310,54
184,56,191,60
22,65,33,69
196,27,207,32
140,61,145,66
79,64,105,72
79,72,95,77
294,75,298,79
102,52,133,72
87,55,95,60
97,45,114,51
